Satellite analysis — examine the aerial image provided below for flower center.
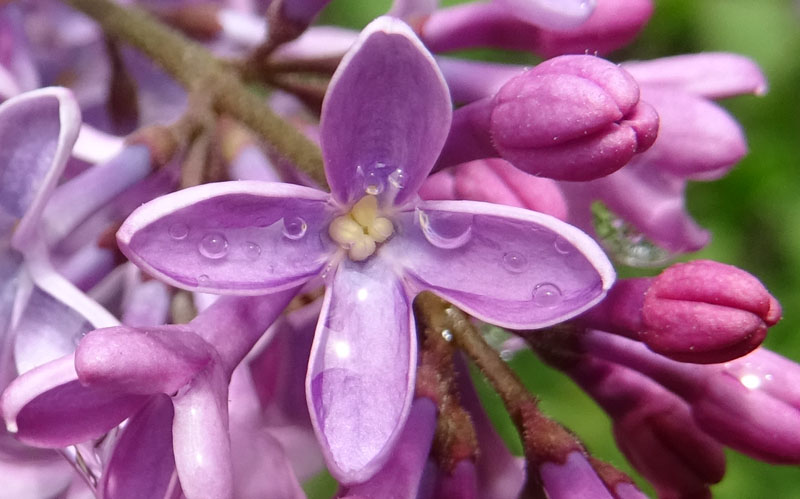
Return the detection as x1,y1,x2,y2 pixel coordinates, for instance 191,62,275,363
328,195,394,261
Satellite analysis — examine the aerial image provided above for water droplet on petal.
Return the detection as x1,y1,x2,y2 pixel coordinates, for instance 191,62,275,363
591,201,672,267
320,262,334,280
554,237,572,255
199,233,228,259
533,282,562,308
198,274,210,285
502,251,527,273
282,216,307,240
243,241,261,259
388,168,406,189
168,223,189,240
364,170,384,195
417,209,473,249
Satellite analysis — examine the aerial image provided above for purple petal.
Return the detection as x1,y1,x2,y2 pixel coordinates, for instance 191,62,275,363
75,325,214,395
637,88,746,178
386,200,614,329
338,398,436,498
228,366,306,498
100,395,178,499
389,0,439,19
0,88,80,250
0,6,39,97
306,260,416,483
1,354,148,447
13,286,94,375
494,0,596,29
539,452,613,499
623,53,767,98
171,362,233,499
456,356,525,498
320,16,451,206
561,161,711,253
117,181,334,295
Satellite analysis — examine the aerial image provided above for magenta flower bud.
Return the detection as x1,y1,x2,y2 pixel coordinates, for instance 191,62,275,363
553,355,725,498
490,55,658,181
605,370,725,497
453,159,568,221
641,260,781,363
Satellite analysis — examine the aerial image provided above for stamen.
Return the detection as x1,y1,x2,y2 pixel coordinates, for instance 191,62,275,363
328,195,395,261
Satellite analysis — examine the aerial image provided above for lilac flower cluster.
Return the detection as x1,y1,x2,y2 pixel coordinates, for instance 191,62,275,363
0,0,796,498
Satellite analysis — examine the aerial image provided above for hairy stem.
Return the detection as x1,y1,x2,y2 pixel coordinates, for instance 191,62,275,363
61,0,328,188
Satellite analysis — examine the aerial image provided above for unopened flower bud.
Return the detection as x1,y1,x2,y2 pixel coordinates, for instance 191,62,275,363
641,260,781,363
452,159,568,220
490,55,658,181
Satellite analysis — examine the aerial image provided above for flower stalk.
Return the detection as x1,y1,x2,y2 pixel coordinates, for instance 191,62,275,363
61,0,328,188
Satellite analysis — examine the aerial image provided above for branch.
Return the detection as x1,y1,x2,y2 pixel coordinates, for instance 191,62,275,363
61,0,328,188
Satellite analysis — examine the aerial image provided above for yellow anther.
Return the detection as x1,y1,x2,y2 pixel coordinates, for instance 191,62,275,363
368,217,393,243
328,195,395,261
329,215,363,247
351,195,379,226
348,235,376,261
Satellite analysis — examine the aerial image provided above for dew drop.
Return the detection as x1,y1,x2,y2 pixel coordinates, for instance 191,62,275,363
243,241,261,259
198,274,210,285
168,223,189,240
199,233,228,259
282,216,308,240
441,329,453,342
364,170,384,195
502,251,528,273
554,237,571,255
533,282,562,308
320,263,334,280
417,209,473,249
388,168,406,189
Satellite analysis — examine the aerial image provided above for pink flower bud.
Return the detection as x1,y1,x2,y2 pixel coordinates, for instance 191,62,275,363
453,159,568,220
489,55,658,181
641,260,781,363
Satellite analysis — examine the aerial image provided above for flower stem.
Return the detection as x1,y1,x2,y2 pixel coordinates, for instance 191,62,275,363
61,0,329,188
415,292,636,498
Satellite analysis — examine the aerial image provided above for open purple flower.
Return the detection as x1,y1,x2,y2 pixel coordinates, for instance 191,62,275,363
117,16,614,483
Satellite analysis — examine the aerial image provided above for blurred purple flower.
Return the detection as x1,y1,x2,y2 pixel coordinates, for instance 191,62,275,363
420,0,652,56
116,16,614,483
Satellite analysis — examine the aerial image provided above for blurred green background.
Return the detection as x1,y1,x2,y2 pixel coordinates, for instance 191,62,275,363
310,0,800,497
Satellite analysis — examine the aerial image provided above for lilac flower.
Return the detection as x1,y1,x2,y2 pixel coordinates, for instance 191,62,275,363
579,330,800,463
549,354,726,497
420,158,569,222
578,260,782,363
561,53,767,254
117,16,614,482
436,54,659,181
2,290,297,499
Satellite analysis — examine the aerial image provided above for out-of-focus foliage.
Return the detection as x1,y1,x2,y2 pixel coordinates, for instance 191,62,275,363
309,1,800,497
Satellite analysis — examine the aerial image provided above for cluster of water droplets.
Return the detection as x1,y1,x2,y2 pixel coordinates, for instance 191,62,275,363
357,162,407,201
166,215,309,285
591,201,672,267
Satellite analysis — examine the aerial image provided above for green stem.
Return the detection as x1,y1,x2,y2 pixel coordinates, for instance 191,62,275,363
61,0,328,188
